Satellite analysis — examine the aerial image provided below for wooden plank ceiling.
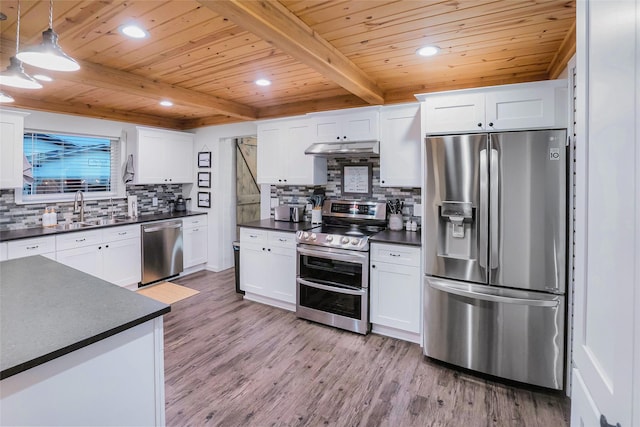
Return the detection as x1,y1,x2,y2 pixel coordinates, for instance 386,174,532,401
0,0,576,130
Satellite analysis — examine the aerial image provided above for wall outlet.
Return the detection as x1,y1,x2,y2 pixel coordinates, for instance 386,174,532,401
413,203,422,217
270,197,279,208
152,197,158,207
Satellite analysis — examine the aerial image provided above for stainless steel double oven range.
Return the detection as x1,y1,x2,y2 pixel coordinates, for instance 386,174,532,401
295,200,386,334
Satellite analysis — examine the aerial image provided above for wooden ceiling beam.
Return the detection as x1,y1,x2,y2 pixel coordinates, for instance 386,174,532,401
547,19,577,79
198,0,385,105
8,95,185,129
39,59,257,121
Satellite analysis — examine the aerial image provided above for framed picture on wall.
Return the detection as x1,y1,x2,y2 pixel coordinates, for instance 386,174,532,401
197,192,211,208
197,172,211,188
198,151,211,168
342,164,372,197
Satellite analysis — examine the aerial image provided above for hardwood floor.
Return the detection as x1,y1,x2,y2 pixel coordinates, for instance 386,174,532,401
164,270,570,427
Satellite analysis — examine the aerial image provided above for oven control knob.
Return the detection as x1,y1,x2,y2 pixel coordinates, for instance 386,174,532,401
341,236,349,244
350,238,360,246
302,232,309,240
310,233,317,241
326,235,333,242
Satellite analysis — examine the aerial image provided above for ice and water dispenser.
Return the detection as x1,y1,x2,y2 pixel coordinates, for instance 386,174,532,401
437,201,476,260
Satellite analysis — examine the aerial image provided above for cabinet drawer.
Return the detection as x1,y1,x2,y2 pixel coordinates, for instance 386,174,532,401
7,236,56,259
183,215,207,229
56,229,103,251
102,224,140,242
268,231,296,249
371,243,421,267
240,228,268,244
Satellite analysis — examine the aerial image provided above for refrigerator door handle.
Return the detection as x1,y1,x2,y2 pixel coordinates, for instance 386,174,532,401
428,277,559,308
489,147,499,269
479,149,488,270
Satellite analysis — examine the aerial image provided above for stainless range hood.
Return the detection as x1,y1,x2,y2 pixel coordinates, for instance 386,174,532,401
304,140,380,157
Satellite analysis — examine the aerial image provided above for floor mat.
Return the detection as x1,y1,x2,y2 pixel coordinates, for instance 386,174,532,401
137,281,200,305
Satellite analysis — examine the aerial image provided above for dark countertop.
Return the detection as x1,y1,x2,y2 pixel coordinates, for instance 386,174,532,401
370,229,422,247
239,218,317,233
240,218,422,246
0,256,170,380
0,211,207,242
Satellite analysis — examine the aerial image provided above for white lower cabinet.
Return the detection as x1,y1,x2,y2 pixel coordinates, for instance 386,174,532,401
182,215,207,269
7,236,56,260
239,228,296,311
370,243,421,342
0,242,7,261
55,225,141,287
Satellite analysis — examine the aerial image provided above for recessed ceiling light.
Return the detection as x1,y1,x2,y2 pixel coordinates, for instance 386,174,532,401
255,79,271,87
33,74,53,82
416,46,440,57
159,100,173,107
119,24,149,39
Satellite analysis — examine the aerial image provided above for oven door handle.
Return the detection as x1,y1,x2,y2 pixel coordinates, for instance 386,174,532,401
297,278,366,296
296,246,368,264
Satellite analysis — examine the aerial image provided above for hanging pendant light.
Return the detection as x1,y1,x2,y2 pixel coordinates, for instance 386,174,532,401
0,91,15,103
16,0,79,72
0,0,42,89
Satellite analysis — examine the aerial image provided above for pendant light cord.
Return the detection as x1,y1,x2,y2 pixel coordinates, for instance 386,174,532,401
48,0,53,29
15,0,20,54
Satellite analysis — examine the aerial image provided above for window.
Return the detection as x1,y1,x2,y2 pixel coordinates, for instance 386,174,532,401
16,131,125,204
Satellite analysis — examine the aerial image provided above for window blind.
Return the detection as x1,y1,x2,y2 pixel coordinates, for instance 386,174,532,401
21,131,121,201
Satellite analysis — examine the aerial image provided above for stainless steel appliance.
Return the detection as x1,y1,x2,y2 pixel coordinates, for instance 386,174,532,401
140,219,184,286
423,129,567,390
296,199,386,334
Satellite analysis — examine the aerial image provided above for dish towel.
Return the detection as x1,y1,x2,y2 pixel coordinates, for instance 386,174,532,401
122,154,135,183
23,155,34,184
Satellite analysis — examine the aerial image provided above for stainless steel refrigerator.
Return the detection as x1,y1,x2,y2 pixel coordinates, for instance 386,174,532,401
423,129,567,390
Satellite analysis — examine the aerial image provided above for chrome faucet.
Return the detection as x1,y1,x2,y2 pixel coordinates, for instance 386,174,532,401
74,191,85,222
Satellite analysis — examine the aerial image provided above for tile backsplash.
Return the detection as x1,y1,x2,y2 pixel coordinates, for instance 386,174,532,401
0,184,186,230
270,157,421,225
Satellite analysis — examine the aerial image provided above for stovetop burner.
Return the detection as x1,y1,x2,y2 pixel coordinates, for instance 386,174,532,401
296,200,387,251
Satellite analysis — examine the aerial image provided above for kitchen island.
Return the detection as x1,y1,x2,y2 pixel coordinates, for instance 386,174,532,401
0,256,170,426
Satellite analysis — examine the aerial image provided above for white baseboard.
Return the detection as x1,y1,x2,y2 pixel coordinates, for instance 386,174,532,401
371,324,421,344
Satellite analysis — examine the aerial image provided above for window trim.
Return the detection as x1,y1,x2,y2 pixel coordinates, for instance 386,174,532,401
14,129,127,205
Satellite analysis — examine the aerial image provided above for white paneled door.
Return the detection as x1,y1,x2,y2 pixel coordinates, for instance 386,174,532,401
571,1,639,426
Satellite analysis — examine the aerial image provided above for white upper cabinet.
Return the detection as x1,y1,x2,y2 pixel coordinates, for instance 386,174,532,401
133,127,194,185
379,103,421,188
311,108,379,142
257,118,327,186
0,110,29,189
419,80,568,134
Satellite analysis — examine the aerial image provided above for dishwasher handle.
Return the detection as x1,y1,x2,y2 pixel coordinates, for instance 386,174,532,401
143,223,182,233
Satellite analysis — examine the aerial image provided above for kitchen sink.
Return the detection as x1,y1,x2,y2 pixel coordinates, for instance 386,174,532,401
83,218,131,226
54,222,94,231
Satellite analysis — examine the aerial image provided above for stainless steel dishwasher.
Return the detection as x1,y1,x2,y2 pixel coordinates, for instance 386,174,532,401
140,220,183,286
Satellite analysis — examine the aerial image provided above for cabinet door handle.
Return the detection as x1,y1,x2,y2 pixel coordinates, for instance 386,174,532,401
488,122,494,127
372,264,376,268
600,415,621,427
477,122,482,127
249,234,258,238
118,232,127,235
98,246,102,250
76,238,86,242
389,253,400,257
193,228,199,232
26,245,39,250
267,248,271,252
278,238,287,242
336,136,340,140
105,244,109,248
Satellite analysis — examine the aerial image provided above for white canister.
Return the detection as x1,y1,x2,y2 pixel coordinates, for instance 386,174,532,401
311,208,322,224
388,213,403,231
